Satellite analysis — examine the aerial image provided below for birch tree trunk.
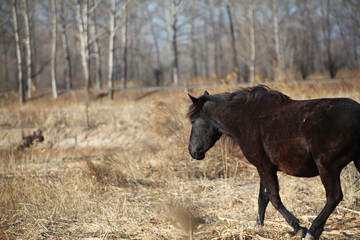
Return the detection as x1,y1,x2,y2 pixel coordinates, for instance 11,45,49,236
90,0,102,89
76,0,90,91
23,0,33,98
50,0,58,99
226,4,240,83
93,25,102,89
170,0,181,86
249,0,256,83
121,0,128,89
272,0,282,82
84,0,91,89
61,0,72,89
108,0,115,99
172,22,179,86
11,0,25,104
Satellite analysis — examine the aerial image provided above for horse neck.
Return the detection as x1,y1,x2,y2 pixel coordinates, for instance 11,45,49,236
208,101,245,138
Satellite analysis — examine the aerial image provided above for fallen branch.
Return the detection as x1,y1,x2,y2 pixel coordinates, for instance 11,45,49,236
337,206,360,215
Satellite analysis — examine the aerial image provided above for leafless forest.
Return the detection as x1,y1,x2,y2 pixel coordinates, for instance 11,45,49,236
1,0,359,103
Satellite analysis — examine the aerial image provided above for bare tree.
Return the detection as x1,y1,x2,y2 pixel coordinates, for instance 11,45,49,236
348,0,360,69
202,23,210,79
189,0,198,78
323,0,339,79
121,0,129,89
293,0,317,80
11,0,25,104
249,0,256,83
169,0,183,86
107,0,116,99
76,0,90,91
22,0,33,98
89,0,102,89
145,5,163,85
272,0,282,81
226,4,240,83
61,0,72,89
207,2,225,78
50,0,58,99
333,8,355,69
107,0,131,98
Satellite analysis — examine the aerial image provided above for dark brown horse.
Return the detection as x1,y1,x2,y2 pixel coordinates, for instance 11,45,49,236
187,85,360,239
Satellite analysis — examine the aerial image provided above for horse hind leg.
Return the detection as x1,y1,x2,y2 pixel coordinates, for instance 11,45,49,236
306,169,343,239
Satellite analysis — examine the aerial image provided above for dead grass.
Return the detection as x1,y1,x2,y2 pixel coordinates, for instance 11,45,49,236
0,79,360,239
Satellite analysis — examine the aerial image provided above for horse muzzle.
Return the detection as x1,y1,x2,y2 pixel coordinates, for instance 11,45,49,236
189,148,205,160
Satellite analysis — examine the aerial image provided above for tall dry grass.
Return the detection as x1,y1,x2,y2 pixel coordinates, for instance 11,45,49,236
0,79,360,239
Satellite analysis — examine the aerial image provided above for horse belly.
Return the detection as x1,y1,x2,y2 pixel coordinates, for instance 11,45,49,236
267,140,319,177
276,155,319,177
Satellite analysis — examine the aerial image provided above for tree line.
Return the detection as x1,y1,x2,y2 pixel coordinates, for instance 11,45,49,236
0,0,359,103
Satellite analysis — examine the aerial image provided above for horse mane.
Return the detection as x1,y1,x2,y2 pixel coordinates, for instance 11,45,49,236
237,85,290,104
187,85,290,118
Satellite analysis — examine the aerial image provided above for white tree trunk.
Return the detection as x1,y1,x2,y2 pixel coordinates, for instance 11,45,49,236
108,0,115,99
50,0,58,99
76,0,89,89
11,0,25,104
84,0,90,89
272,0,282,82
249,0,256,83
226,4,240,83
23,0,32,98
190,0,198,78
92,29,102,89
170,0,180,86
61,0,72,89
121,0,128,89
89,0,102,89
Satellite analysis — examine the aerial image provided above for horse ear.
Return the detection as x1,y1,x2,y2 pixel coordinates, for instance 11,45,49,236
188,94,198,105
204,91,209,95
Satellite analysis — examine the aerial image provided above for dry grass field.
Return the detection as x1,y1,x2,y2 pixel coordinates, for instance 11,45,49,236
1,79,360,240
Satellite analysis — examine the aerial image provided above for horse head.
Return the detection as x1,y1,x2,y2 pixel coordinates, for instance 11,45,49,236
187,91,224,160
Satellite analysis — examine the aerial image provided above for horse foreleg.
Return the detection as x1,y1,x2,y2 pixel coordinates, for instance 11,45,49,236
305,170,343,239
256,179,269,225
259,169,307,237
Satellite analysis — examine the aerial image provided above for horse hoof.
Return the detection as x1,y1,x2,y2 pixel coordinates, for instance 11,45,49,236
305,232,314,239
255,216,264,226
294,227,307,239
